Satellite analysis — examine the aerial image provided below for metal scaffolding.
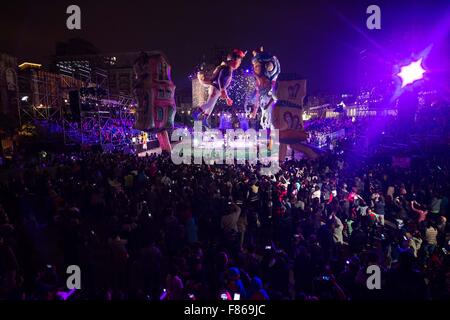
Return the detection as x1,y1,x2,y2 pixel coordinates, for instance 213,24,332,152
18,70,62,124
57,63,138,147
17,60,139,149
63,91,137,147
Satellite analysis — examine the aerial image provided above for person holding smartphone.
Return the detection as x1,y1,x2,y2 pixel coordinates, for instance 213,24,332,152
220,200,241,234
225,267,247,300
373,194,385,226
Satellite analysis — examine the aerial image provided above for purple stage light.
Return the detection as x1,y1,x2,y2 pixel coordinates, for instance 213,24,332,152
397,58,425,88
56,289,76,300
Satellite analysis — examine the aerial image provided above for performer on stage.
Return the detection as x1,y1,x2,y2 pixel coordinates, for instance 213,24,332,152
193,49,246,128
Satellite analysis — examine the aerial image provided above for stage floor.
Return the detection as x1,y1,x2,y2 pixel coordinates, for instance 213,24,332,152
137,145,310,162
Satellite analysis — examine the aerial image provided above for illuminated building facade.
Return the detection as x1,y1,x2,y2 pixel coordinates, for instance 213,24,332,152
0,53,19,118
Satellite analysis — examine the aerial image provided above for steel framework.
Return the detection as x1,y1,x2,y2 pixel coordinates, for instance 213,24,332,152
63,91,137,147
18,70,62,124
17,68,138,148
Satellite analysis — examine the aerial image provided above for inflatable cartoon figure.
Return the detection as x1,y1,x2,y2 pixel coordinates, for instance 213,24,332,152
193,49,246,128
272,80,319,160
133,51,176,152
251,47,318,160
250,46,281,129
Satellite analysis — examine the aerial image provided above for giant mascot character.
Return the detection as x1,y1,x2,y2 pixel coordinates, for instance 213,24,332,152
192,49,246,128
133,51,176,153
251,47,319,160
250,46,281,129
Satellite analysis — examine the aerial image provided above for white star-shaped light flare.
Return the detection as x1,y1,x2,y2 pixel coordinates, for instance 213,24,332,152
397,58,426,88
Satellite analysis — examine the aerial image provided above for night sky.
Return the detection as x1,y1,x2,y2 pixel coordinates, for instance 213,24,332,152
1,0,449,92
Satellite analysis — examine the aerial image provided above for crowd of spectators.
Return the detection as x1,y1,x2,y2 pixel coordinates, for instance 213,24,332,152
0,136,449,300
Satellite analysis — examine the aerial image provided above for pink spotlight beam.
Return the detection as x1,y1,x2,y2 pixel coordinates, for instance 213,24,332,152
397,58,426,88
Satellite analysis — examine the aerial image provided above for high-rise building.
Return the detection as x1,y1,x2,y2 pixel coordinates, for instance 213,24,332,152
52,39,138,99
52,38,108,90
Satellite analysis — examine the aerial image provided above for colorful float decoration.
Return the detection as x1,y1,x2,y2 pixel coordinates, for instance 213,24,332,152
251,47,281,129
272,80,318,159
251,47,318,159
133,51,176,152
